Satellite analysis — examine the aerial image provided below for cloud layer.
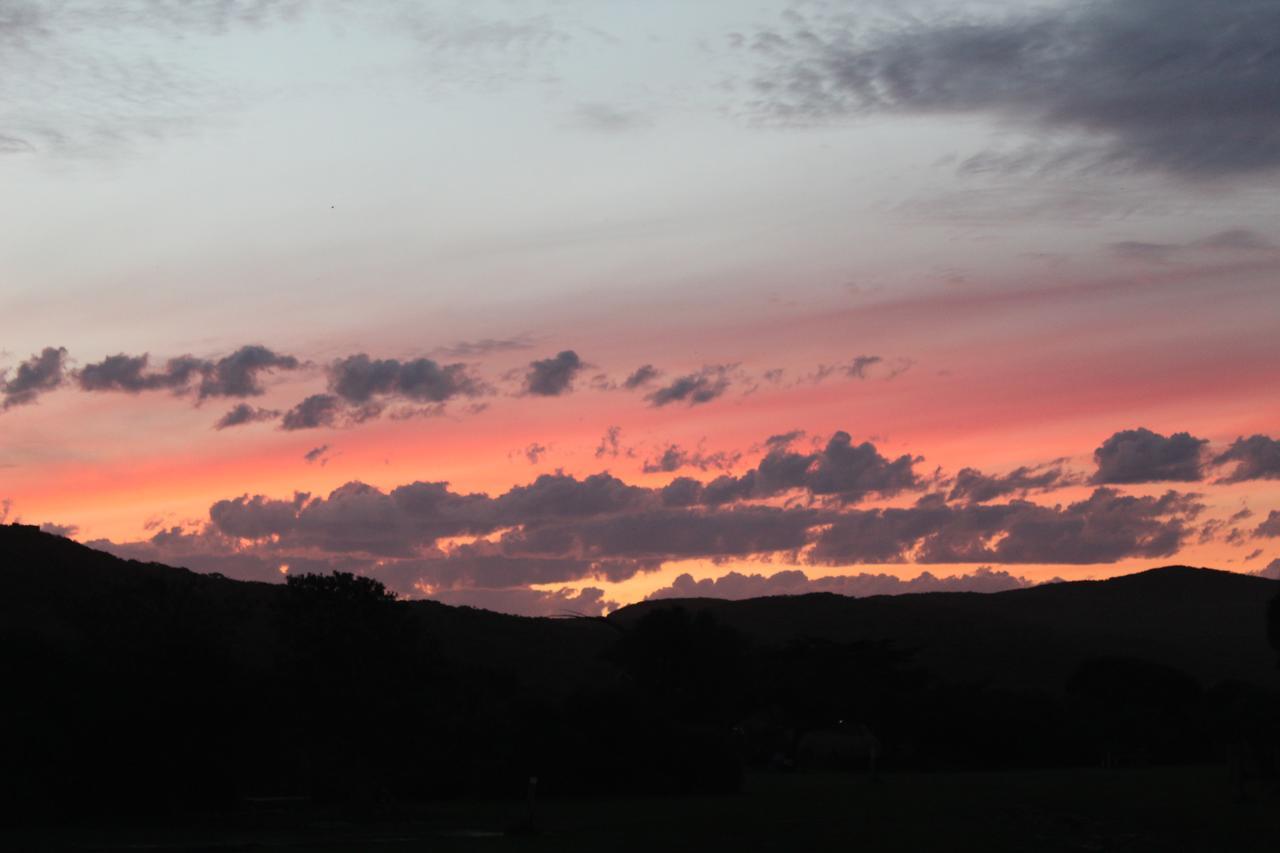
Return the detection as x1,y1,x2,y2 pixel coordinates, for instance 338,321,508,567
81,428,1215,614
750,0,1280,179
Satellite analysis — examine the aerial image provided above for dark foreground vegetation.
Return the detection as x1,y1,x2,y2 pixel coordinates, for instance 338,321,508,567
3,522,1279,850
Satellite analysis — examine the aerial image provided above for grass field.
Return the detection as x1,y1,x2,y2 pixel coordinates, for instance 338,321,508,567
12,765,1279,853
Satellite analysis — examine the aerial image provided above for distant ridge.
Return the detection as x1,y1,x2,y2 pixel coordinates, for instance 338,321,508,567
612,564,1279,689
3,522,1277,689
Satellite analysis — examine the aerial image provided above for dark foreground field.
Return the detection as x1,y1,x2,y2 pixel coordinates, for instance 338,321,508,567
9,766,1278,853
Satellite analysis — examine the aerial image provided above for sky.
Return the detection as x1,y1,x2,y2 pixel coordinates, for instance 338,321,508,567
2,0,1279,615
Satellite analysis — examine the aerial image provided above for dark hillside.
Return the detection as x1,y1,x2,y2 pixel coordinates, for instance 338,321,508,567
612,566,1280,690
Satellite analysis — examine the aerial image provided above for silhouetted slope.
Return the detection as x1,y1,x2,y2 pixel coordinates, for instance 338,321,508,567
611,566,1280,689
5,522,1274,692
3,522,1279,817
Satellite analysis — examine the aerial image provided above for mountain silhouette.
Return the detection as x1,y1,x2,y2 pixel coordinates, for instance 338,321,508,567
2,520,1277,830
612,566,1280,690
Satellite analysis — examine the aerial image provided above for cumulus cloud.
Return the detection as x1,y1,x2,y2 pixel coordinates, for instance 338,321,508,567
1255,511,1280,539
281,394,342,430
595,425,624,459
328,353,482,404
524,350,584,396
623,364,660,389
642,444,741,474
427,585,616,617
645,365,733,407
215,403,280,430
748,0,1280,179
304,445,331,465
695,431,920,506
949,463,1075,503
78,427,1213,615
77,352,205,393
196,345,299,399
520,442,548,464
76,346,300,412
1,346,67,410
811,489,1201,566
648,566,1034,601
1213,434,1280,482
1091,428,1207,483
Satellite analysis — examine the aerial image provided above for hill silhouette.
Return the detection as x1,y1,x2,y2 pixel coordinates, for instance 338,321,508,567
612,566,1280,690
2,521,1277,827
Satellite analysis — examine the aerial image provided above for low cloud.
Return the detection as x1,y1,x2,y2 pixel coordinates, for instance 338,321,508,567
328,353,482,404
1213,434,1280,482
281,394,342,431
595,426,624,459
427,585,616,617
1091,428,1207,484
304,445,331,465
648,566,1035,601
1255,511,1280,539
215,403,280,430
645,365,734,407
623,364,660,389
525,350,584,396
74,427,1218,615
1,347,67,410
642,444,741,474
432,336,533,358
949,463,1075,503
77,345,299,400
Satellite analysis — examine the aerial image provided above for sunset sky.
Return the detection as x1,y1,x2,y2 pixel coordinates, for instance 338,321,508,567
3,0,1279,614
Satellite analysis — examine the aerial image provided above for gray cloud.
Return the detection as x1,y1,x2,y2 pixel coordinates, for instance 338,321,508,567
749,0,1280,179
1255,511,1280,539
595,425,624,459
328,353,482,405
77,426,1219,615
304,444,330,465
1213,434,1280,482
77,352,205,393
1,347,67,410
622,364,660,390
39,521,79,538
426,585,616,617
811,489,1201,566
431,336,534,358
76,346,299,404
642,444,741,474
1257,559,1280,580
645,365,733,407
215,403,280,430
196,345,300,399
648,566,1035,601
524,350,583,396
1110,228,1276,262
281,394,342,430
699,430,921,506
1091,428,1207,484
949,463,1075,503
571,102,650,132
